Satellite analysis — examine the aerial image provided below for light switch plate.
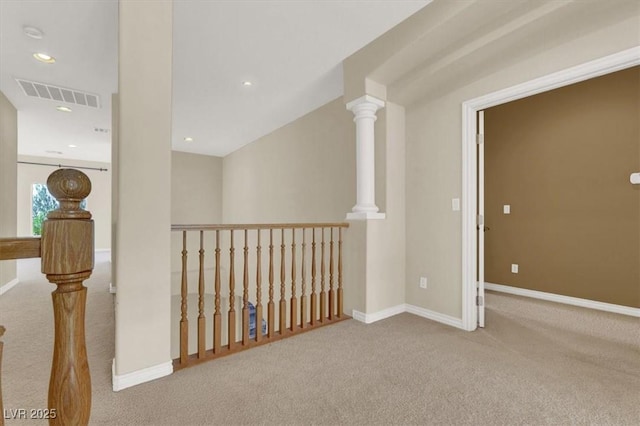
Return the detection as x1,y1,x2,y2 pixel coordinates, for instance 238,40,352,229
511,264,518,273
452,198,460,211
503,205,511,214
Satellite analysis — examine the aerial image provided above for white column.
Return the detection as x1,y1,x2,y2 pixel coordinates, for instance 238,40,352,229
346,95,386,220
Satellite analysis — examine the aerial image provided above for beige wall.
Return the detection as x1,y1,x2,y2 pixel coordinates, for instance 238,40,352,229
170,151,223,295
222,97,355,224
404,15,640,318
484,67,639,308
0,91,17,288
17,156,111,250
222,97,368,312
114,1,173,377
171,151,223,224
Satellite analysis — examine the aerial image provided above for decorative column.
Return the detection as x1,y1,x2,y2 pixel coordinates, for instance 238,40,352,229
346,95,386,220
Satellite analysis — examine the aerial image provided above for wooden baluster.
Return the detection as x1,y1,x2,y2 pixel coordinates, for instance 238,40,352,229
228,230,236,349
180,231,188,363
213,230,221,353
320,228,326,323
329,227,335,320
338,227,344,318
290,229,297,331
280,229,286,334
268,229,275,338
41,169,93,425
300,228,307,328
310,229,317,326
255,230,263,342
242,229,250,346
0,325,5,426
198,231,206,358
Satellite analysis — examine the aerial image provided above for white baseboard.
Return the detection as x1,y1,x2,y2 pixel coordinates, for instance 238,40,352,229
485,282,640,318
405,304,465,329
352,304,405,324
0,278,19,296
112,360,173,391
353,304,465,329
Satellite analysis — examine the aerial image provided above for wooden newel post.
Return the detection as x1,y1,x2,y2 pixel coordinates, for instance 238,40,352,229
41,169,93,426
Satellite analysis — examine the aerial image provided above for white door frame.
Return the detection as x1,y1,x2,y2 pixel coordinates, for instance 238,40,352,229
460,46,640,331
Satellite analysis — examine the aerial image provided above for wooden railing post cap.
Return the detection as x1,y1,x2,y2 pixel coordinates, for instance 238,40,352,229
46,169,92,220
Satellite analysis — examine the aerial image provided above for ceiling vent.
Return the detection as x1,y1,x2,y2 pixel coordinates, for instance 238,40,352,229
15,78,100,109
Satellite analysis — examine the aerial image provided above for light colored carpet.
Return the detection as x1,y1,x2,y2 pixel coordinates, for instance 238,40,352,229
1,253,639,425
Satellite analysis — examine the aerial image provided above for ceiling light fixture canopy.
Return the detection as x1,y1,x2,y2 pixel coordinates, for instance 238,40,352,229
56,106,72,113
33,52,55,64
68,144,77,148
242,81,253,86
184,137,194,142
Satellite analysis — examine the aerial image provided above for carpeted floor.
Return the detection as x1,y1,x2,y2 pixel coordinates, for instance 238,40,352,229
1,253,639,425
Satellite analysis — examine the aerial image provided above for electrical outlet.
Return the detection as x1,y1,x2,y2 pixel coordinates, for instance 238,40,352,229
511,264,519,274
419,277,428,289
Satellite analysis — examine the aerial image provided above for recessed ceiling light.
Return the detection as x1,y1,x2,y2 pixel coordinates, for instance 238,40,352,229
33,52,55,64
184,137,194,142
23,26,44,40
242,81,253,86
56,106,72,113
68,144,77,148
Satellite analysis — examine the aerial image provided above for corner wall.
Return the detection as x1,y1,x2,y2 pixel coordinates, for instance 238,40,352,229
0,91,17,289
113,0,173,385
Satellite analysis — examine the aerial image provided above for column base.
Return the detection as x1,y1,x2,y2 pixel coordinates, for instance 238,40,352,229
346,212,386,220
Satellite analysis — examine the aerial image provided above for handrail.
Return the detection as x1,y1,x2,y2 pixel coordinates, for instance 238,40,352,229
172,222,349,231
0,237,41,260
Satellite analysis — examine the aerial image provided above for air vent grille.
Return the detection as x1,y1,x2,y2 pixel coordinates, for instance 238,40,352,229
16,78,100,109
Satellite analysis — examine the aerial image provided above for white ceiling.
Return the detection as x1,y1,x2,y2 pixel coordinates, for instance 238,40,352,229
0,0,429,163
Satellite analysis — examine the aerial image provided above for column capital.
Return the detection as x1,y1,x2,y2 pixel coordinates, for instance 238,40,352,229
346,95,385,117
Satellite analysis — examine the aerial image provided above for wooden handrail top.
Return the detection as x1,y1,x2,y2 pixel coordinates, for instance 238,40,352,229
171,222,349,232
0,237,41,260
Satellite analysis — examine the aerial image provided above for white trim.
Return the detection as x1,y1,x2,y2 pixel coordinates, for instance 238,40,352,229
108,283,117,294
346,94,385,111
461,46,640,331
95,248,111,253
405,304,465,329
346,212,386,220
0,278,19,296
352,304,405,324
112,359,173,391
352,304,465,329
485,283,640,318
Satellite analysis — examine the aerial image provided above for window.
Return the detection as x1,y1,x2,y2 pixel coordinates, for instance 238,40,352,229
31,183,87,236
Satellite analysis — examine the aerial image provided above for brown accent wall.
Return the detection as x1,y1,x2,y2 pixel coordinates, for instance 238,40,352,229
484,66,640,308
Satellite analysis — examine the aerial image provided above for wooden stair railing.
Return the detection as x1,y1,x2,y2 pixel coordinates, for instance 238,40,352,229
0,168,93,426
171,223,349,370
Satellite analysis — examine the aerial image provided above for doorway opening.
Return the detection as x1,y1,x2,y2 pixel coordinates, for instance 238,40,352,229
460,46,640,331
